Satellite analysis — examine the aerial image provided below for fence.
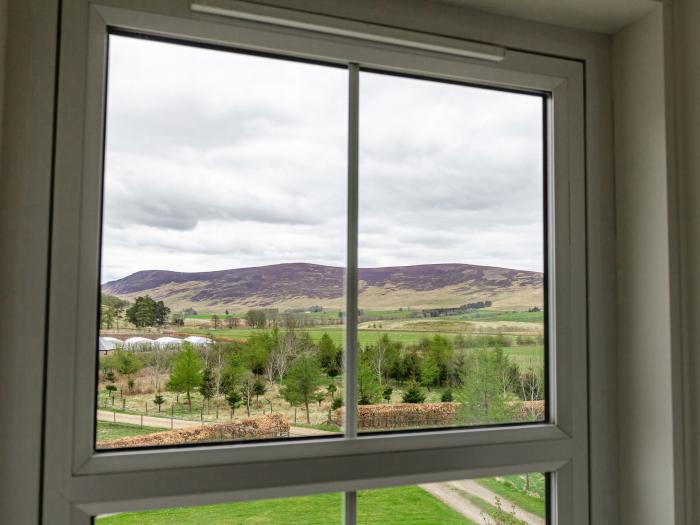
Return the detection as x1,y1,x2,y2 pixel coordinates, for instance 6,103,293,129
98,413,290,448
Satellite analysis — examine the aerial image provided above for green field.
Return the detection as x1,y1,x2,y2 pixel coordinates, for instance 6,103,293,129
478,474,546,518
96,486,477,525
177,326,544,368
96,421,165,441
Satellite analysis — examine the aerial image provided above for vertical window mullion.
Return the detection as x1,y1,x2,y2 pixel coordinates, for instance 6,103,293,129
344,62,360,439
343,62,360,525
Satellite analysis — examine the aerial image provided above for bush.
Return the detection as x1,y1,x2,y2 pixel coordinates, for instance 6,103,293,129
401,383,426,403
331,397,343,410
441,389,453,402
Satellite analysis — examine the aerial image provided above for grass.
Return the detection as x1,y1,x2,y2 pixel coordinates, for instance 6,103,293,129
96,421,165,441
477,474,546,518
96,486,477,524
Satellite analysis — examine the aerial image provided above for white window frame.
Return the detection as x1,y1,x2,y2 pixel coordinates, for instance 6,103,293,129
42,1,587,523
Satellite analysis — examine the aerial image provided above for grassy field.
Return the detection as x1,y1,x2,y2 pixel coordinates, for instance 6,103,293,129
477,474,546,518
97,486,477,525
175,326,543,369
96,421,165,441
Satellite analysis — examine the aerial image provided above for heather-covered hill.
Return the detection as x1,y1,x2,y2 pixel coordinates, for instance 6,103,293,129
102,262,543,312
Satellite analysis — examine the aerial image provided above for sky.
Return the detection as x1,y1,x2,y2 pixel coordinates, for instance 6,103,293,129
101,35,544,283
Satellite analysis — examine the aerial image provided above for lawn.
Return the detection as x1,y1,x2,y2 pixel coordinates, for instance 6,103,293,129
96,486,477,525
96,421,165,441
477,474,546,518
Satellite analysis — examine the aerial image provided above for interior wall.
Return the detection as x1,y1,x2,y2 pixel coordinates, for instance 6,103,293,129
673,0,700,522
613,5,685,524
0,1,60,523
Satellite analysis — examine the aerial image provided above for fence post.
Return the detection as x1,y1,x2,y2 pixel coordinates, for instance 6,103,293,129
122,398,125,410
140,415,143,428
113,410,116,423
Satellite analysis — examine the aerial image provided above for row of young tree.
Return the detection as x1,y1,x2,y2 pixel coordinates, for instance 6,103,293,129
101,321,544,426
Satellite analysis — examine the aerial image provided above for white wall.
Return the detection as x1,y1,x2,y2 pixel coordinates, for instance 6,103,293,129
613,5,686,524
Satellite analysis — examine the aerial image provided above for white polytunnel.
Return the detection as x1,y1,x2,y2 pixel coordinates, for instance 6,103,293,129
154,336,183,346
123,336,154,347
183,336,213,345
97,337,117,351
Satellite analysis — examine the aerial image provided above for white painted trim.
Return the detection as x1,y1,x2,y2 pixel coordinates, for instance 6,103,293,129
190,0,506,61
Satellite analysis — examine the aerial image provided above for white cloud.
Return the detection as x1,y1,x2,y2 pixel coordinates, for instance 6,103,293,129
100,35,544,283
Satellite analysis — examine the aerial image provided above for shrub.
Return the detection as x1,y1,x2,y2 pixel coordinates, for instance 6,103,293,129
441,389,454,402
401,383,426,403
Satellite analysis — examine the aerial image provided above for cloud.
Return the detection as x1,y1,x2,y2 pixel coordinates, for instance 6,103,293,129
100,35,544,282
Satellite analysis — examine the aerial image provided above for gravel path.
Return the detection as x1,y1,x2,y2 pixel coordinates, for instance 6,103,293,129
420,483,487,523
448,480,545,525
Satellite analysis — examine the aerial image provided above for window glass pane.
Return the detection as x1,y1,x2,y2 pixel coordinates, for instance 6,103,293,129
95,493,343,524
96,34,347,449
356,71,545,432
357,473,547,525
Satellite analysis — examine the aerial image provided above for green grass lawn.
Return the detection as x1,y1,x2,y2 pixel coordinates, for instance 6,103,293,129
96,421,165,441
477,474,546,518
96,486,476,525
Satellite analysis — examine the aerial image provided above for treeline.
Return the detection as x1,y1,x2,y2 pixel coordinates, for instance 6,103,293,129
101,324,544,426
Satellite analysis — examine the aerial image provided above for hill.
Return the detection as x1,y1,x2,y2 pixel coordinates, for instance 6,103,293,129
101,262,543,313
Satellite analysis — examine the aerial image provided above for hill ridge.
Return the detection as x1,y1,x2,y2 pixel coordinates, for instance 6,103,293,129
102,262,543,312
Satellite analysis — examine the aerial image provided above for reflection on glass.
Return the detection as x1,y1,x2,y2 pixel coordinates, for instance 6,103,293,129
358,473,547,525
96,35,347,449
95,493,343,524
356,71,546,432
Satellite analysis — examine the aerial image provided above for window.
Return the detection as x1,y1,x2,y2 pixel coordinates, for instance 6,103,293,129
43,2,587,524
95,473,546,524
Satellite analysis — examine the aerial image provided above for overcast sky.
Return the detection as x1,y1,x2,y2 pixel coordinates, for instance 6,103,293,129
101,35,544,283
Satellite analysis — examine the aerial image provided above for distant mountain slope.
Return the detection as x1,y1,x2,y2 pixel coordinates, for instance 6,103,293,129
102,263,544,313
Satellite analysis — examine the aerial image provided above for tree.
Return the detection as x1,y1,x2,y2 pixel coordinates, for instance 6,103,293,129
365,334,399,384
253,378,267,404
226,390,242,418
318,333,341,376
199,368,216,412
245,309,267,328
327,384,337,399
457,347,520,424
240,373,256,417
167,346,203,411
154,300,170,326
101,293,130,330
153,393,165,412
105,384,117,402
211,314,221,329
225,316,240,329
331,397,343,410
358,361,381,405
401,382,426,403
126,296,157,327
382,386,393,403
110,349,143,392
314,391,325,408
221,351,246,396
281,355,323,423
